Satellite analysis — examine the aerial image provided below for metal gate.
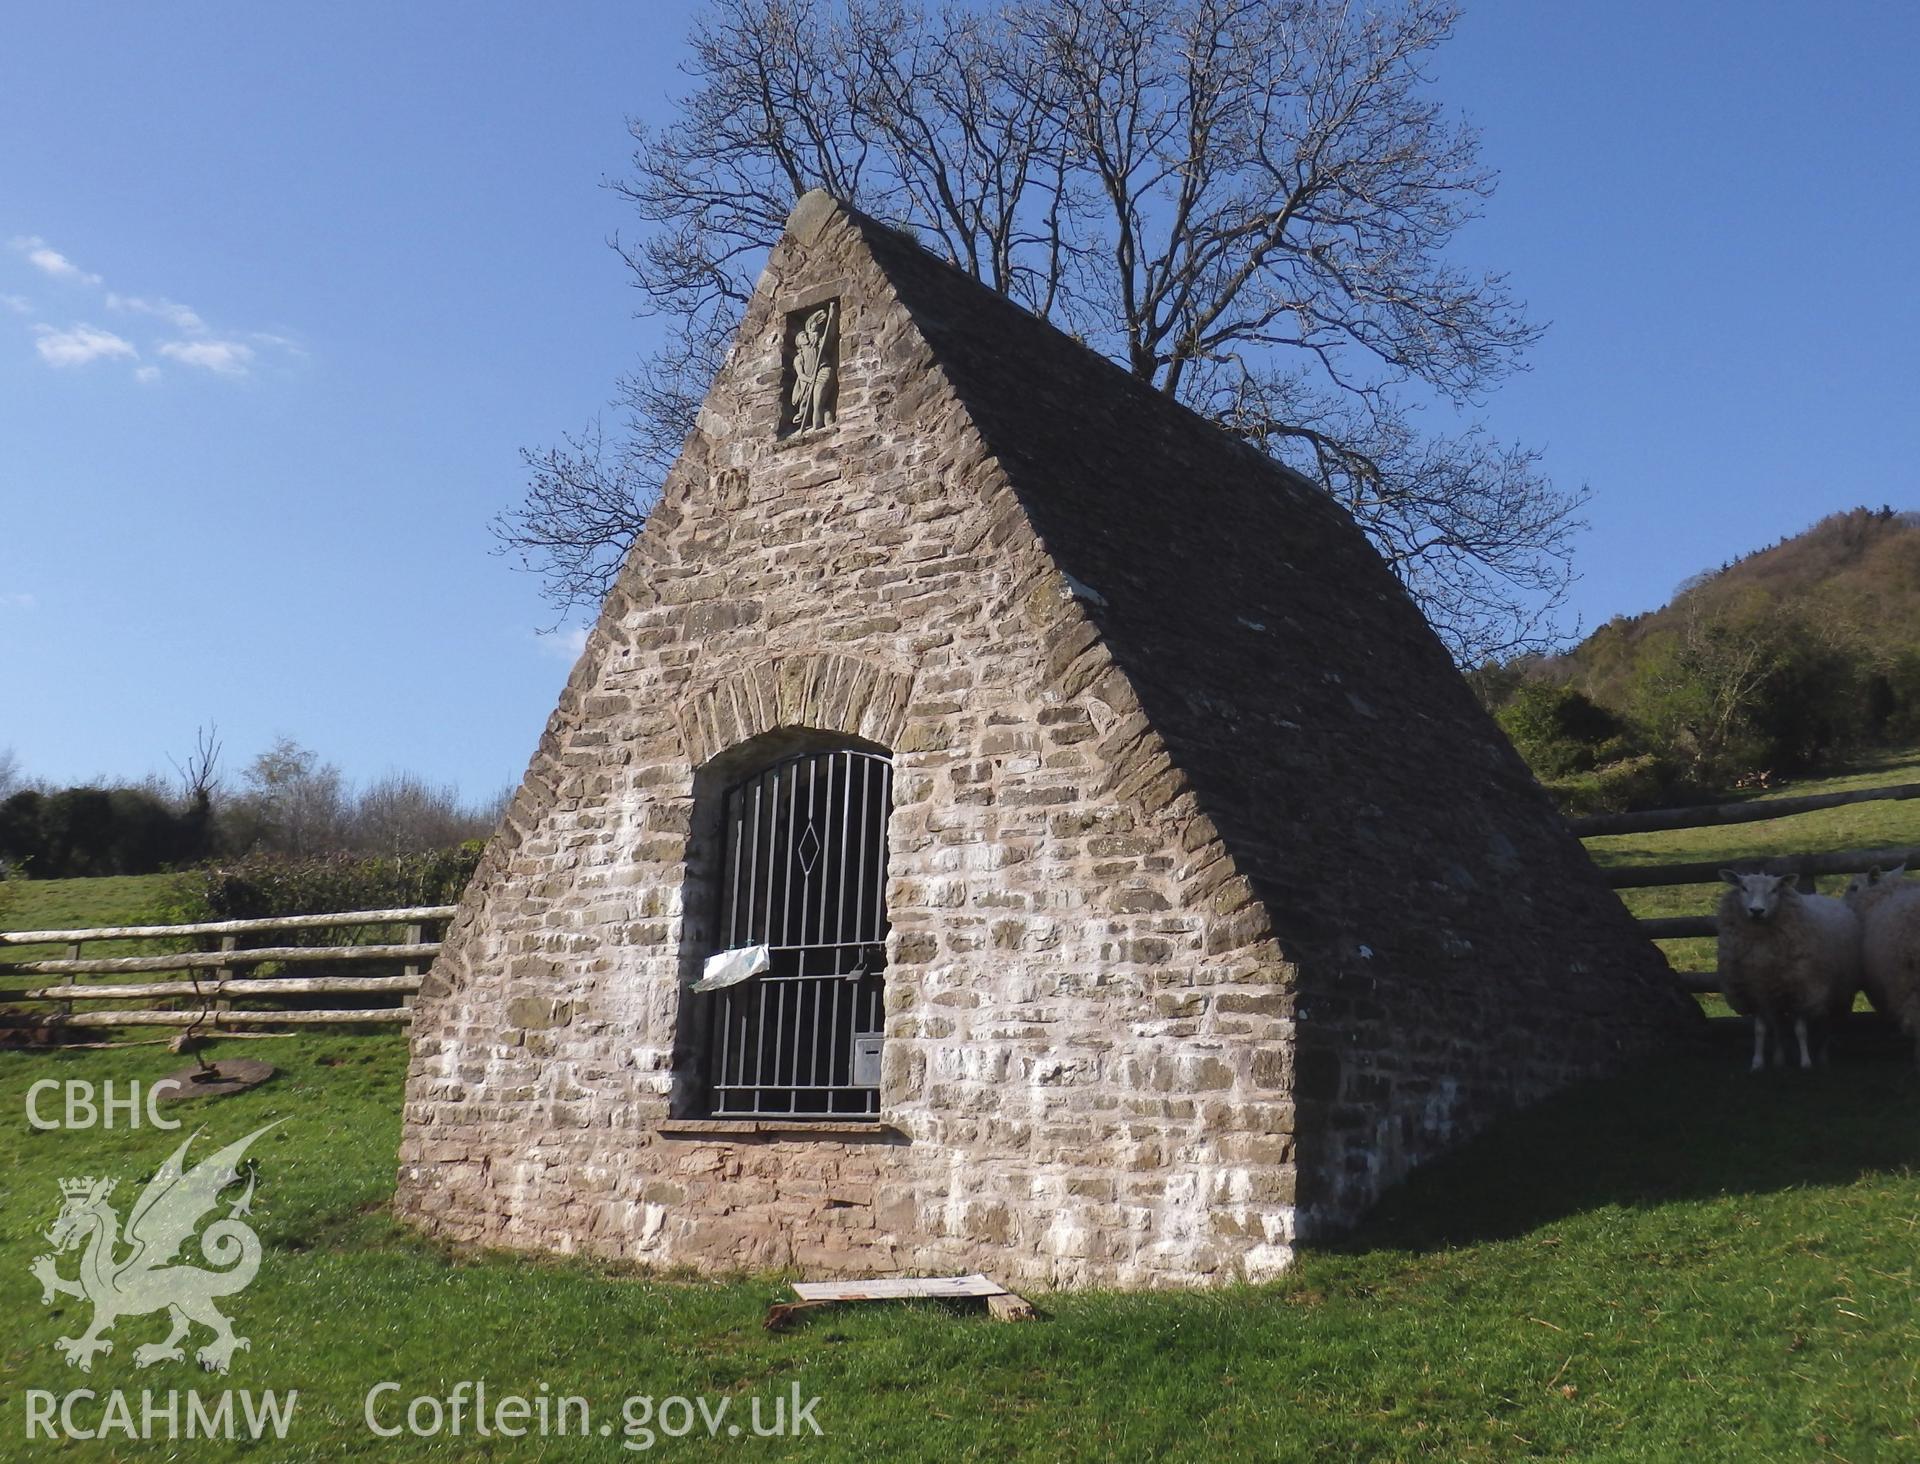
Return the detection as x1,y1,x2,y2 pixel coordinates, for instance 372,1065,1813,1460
704,748,892,1118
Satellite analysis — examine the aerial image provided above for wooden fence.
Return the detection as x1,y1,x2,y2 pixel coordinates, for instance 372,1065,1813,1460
1575,781,1920,995
0,906,456,1030
4,778,1914,1024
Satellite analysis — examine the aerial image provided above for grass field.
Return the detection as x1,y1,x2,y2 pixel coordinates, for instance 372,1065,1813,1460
0,872,181,964
1,764,1917,1460
5,1035,1920,1460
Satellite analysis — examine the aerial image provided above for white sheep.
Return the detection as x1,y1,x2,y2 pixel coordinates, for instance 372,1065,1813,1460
1843,865,1920,1062
1844,862,1911,917
1843,864,1912,1016
1716,871,1861,1071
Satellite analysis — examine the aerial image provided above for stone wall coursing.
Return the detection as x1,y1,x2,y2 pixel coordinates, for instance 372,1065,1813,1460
851,208,1704,1237
396,204,1300,1289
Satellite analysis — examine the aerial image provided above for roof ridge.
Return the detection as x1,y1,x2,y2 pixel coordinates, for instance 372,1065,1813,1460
791,190,1329,514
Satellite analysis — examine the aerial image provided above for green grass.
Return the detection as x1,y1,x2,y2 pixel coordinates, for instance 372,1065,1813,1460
0,768,1914,1460
5,1035,1920,1460
0,873,182,963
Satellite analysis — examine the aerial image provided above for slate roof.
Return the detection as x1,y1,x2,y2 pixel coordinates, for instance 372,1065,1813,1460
834,198,1678,1014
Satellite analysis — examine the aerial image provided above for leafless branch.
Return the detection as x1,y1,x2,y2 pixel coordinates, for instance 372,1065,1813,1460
494,0,1581,660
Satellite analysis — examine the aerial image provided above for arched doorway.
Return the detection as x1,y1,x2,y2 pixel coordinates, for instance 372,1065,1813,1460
701,746,892,1118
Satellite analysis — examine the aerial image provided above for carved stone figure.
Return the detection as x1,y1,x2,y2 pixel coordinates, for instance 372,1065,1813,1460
788,301,837,432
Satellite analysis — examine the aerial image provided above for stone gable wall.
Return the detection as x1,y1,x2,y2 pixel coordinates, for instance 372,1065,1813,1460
395,206,1301,1289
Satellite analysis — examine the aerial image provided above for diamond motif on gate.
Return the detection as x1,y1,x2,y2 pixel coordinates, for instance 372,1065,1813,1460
797,820,823,876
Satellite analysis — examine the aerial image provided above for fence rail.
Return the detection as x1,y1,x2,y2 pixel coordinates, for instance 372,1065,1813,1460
1606,844,1920,892
1570,781,1920,838
0,904,457,945
0,905,456,1031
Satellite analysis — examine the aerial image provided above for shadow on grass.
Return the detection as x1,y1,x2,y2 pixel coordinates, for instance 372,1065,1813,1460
1337,1034,1920,1256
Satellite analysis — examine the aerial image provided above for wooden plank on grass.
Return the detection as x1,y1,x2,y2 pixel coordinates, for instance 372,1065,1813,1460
790,1273,1005,1302
767,1273,1036,1330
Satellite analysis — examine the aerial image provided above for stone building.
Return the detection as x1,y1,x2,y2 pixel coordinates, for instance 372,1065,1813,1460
395,191,1699,1289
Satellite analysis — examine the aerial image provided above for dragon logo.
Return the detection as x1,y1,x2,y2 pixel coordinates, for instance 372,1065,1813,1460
31,1123,279,1374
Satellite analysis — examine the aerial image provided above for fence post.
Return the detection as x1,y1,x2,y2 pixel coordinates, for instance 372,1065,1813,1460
62,940,79,1018
402,921,425,1010
213,933,237,1014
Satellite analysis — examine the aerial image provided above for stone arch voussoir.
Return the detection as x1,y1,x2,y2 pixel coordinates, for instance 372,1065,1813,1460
675,654,916,766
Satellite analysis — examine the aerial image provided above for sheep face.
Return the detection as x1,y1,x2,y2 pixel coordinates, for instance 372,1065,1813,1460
1721,870,1795,924
1845,864,1907,908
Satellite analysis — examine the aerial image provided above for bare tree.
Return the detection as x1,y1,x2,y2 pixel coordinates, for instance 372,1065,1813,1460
494,0,1584,661
348,772,500,856
0,747,20,800
228,737,349,858
169,724,223,806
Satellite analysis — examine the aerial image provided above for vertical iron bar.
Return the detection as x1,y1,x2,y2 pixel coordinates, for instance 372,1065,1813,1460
735,997,749,1110
854,753,871,942
727,793,745,947
868,980,881,1113
828,752,843,943
799,756,815,947
746,777,763,946
827,974,841,1092
781,759,796,948
754,973,769,1115
770,976,784,1114
808,967,822,1102
763,767,779,948
818,753,836,945
817,753,840,1106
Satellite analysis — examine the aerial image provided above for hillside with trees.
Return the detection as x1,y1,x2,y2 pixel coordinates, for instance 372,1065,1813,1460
1479,507,1920,811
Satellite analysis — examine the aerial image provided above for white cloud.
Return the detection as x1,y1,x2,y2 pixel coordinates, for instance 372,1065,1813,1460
107,292,205,333
10,235,102,286
0,592,37,610
158,337,254,375
248,329,307,358
32,323,138,367
537,627,590,662
10,232,300,378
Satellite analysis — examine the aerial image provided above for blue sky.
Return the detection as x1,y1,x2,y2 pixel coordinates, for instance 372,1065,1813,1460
2,1,1915,801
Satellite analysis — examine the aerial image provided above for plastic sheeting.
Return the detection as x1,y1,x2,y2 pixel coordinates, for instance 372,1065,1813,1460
692,943,771,992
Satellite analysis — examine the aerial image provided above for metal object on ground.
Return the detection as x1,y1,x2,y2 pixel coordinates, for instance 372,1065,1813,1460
150,1058,276,1101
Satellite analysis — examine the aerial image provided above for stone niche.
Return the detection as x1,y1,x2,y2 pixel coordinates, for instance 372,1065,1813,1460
780,294,839,436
